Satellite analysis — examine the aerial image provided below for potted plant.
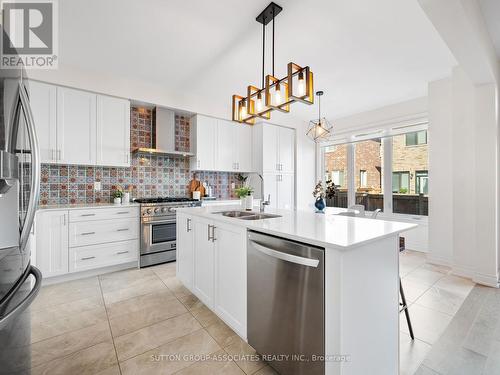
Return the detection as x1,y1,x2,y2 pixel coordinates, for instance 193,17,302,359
312,181,326,213
112,186,123,204
235,186,254,210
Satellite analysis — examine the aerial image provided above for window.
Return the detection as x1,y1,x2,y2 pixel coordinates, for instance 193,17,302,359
392,172,410,193
354,140,383,211
319,127,428,216
405,130,427,146
415,170,428,195
359,170,367,187
392,133,428,215
323,144,348,208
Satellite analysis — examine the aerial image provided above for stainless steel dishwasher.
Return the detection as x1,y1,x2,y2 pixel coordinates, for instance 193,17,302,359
247,231,325,375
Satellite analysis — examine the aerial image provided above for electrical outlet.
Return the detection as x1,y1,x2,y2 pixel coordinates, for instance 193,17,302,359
94,181,101,192
231,182,235,189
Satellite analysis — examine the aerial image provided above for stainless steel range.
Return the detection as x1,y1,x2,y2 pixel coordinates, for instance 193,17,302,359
136,197,201,267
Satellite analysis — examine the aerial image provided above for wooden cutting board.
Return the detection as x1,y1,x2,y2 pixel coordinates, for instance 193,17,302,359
188,176,205,197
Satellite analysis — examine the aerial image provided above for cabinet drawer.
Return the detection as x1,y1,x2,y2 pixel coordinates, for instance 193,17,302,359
69,218,138,247
69,240,138,273
69,206,138,222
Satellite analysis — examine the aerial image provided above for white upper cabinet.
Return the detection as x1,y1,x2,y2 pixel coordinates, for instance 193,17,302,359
191,115,216,171
262,124,279,173
235,123,252,172
278,126,295,173
96,95,131,167
191,115,253,172
57,87,97,165
28,81,58,163
216,119,234,172
28,81,130,167
252,123,295,209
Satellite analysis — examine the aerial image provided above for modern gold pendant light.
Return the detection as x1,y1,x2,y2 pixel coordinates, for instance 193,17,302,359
232,2,314,125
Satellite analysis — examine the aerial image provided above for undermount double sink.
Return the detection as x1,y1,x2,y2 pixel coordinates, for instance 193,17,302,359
213,210,281,220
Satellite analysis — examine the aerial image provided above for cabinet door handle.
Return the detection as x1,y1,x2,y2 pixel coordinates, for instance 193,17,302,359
187,218,191,232
81,232,95,236
81,256,96,261
197,160,200,168
80,213,96,217
116,211,129,215
57,149,61,161
116,251,129,255
51,149,55,161
211,226,216,242
117,228,129,232
207,224,212,241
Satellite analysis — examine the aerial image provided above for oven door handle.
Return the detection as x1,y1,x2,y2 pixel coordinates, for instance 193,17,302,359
143,219,176,225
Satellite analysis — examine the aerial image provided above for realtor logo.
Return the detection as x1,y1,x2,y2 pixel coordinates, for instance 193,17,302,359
1,0,58,69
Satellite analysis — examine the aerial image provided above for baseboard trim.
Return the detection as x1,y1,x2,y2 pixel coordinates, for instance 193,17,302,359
426,254,452,267
472,273,500,288
41,261,138,285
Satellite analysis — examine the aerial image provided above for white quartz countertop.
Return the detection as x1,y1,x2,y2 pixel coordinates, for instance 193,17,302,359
38,202,140,211
176,205,417,249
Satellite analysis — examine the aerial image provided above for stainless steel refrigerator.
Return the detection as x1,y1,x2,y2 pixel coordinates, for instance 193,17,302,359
0,31,42,373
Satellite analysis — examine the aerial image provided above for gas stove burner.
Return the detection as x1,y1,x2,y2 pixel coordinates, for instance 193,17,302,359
135,197,198,204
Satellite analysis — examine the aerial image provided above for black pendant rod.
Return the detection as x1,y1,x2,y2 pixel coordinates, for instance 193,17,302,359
262,22,265,89
272,8,275,77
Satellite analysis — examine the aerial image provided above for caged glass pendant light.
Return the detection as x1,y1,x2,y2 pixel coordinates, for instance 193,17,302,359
232,2,314,125
307,91,333,142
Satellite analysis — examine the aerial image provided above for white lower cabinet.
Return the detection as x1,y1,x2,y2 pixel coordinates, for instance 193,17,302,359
35,207,139,279
213,221,247,337
193,217,215,308
177,213,247,338
69,240,137,273
35,210,69,278
176,213,194,289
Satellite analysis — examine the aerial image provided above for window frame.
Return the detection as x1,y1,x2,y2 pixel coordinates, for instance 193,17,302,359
316,117,429,221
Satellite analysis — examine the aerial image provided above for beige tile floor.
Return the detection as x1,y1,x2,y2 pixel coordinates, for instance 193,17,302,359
25,251,474,375
399,251,475,375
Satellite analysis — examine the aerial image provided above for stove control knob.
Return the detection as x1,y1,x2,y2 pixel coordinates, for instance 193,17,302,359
146,209,152,214
169,207,176,213
154,208,160,214
162,207,168,213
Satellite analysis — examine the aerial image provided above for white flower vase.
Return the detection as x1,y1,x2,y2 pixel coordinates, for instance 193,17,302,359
245,195,254,210
113,197,122,204
240,197,246,209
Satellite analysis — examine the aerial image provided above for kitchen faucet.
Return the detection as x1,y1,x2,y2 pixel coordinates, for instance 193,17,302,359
257,174,271,212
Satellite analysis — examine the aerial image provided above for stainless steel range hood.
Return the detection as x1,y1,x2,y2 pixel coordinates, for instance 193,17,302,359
132,107,194,157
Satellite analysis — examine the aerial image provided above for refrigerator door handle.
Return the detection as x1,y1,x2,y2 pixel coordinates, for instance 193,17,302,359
15,82,41,252
0,265,42,330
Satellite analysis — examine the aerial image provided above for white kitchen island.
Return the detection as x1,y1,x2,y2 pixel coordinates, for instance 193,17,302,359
176,205,416,375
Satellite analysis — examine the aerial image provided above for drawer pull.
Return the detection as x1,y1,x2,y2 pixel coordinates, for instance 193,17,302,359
81,256,96,261
80,214,96,217
116,211,130,215
81,232,95,236
116,251,129,255
117,228,129,232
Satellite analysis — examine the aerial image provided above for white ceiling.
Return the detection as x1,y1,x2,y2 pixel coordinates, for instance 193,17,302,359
479,0,500,58
58,0,456,123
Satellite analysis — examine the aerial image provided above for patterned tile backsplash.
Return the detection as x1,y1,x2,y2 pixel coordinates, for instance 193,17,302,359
40,107,239,205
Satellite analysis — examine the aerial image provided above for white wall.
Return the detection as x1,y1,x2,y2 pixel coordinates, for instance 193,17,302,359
428,77,453,265
427,67,499,287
